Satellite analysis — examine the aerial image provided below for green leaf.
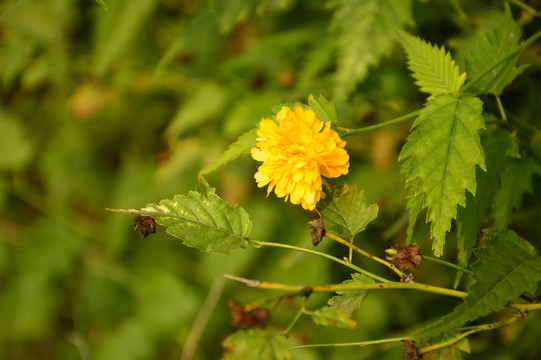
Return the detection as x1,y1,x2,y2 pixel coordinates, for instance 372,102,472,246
199,128,257,176
455,230,540,321
492,156,537,229
95,0,108,11
399,31,466,96
308,94,338,125
223,329,291,360
328,273,375,313
455,129,519,283
331,0,413,101
316,182,378,239
305,306,358,329
399,94,485,256
414,230,541,342
196,175,216,196
465,5,527,95
108,192,251,254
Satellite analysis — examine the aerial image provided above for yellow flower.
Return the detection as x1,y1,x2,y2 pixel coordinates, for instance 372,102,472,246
251,106,349,210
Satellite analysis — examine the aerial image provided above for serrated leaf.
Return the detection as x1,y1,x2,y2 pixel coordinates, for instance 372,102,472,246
413,230,541,342
465,5,526,95
223,329,291,360
331,0,413,101
199,129,257,176
308,94,337,125
108,192,251,254
305,306,358,329
328,273,375,313
196,175,216,196
492,156,537,229
455,129,519,284
316,182,378,239
399,94,485,256
399,31,466,95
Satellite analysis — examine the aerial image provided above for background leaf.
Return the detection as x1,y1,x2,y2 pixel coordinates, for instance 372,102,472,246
109,191,252,254
455,128,519,284
400,94,485,256
492,156,538,229
331,0,413,101
399,31,466,95
465,5,527,95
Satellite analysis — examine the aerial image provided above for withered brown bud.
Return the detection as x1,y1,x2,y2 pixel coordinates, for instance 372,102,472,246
228,300,270,329
310,218,325,247
133,214,156,238
391,244,422,271
401,273,415,283
402,339,419,360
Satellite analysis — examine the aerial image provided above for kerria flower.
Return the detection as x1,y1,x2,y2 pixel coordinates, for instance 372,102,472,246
251,106,349,210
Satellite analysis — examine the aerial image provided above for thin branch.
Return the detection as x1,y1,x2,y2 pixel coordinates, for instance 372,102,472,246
248,239,391,283
224,274,468,298
291,337,408,350
336,109,422,138
325,232,405,278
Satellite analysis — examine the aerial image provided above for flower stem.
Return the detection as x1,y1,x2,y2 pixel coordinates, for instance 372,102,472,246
325,232,405,278
223,274,468,298
336,109,422,137
248,239,391,283
291,337,407,350
462,30,541,93
422,255,473,275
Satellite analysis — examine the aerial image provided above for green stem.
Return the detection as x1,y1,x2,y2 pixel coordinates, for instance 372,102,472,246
462,30,541,93
419,316,522,355
291,337,407,350
325,232,405,278
508,0,538,15
223,274,468,298
337,109,422,138
249,239,391,283
283,301,307,335
422,255,473,275
509,302,541,311
494,94,507,122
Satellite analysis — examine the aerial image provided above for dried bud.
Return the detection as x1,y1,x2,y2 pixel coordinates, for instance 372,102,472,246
133,214,156,238
401,273,415,283
402,339,419,360
228,300,270,329
391,244,422,271
310,218,325,246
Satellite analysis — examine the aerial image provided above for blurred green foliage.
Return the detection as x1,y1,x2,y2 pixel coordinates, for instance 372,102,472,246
1,0,541,359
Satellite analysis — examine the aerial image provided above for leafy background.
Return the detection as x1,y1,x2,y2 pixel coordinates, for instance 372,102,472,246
1,0,541,359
